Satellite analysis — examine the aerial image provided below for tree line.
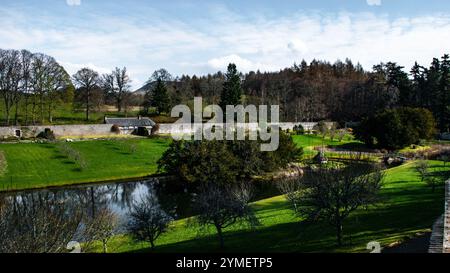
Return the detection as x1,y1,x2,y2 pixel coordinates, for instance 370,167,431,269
141,56,449,133
0,48,138,125
2,48,449,133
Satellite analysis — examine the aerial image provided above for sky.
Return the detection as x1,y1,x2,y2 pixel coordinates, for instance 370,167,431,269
1,0,450,89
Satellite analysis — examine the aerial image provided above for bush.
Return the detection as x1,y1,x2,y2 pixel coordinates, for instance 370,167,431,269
58,143,88,171
157,131,303,184
355,107,436,150
37,128,55,140
151,124,160,135
0,151,7,176
293,125,305,135
111,125,121,134
136,127,150,137
314,121,329,138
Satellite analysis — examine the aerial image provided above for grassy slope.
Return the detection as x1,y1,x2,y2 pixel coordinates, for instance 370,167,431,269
104,160,448,253
0,138,170,191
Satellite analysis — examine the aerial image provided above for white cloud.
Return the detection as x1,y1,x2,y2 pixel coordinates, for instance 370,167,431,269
208,54,255,71
366,0,382,6
288,39,309,55
66,0,81,6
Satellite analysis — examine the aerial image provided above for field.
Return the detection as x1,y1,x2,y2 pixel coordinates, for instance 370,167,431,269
103,160,449,253
0,138,170,191
292,134,363,158
0,134,361,191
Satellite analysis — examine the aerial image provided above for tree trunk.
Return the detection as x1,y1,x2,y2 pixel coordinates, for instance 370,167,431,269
215,224,224,249
336,221,343,246
5,107,10,126
117,97,122,112
24,95,29,125
48,102,53,123
102,240,108,253
86,89,90,121
14,100,19,125
150,240,155,250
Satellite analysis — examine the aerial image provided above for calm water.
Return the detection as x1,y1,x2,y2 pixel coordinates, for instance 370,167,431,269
0,177,279,229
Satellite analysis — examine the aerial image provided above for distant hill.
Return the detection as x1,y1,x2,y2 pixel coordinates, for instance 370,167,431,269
133,80,180,96
133,81,156,96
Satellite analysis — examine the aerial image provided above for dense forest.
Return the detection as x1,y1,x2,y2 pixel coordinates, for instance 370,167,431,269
1,48,449,132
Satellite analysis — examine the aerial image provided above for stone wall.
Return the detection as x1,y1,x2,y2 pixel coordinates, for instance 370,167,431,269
444,179,450,253
157,122,325,135
0,121,336,139
429,179,450,253
0,124,118,140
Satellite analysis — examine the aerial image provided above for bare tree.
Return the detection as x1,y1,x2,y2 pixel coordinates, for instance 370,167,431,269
0,49,22,125
19,50,33,125
415,160,429,182
127,195,173,250
29,53,46,124
103,67,131,112
45,59,71,123
0,193,83,253
194,183,259,249
73,68,100,121
81,207,119,253
284,162,384,246
337,129,347,142
277,172,303,212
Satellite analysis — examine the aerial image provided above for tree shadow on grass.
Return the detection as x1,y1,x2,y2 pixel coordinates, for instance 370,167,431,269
125,187,443,254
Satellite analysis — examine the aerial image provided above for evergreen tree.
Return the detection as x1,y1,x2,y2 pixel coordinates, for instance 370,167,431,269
152,78,170,115
220,63,242,109
439,54,450,132
410,62,427,107
425,58,441,116
385,62,411,106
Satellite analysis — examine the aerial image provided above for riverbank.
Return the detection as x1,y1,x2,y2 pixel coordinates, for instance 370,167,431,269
99,160,450,253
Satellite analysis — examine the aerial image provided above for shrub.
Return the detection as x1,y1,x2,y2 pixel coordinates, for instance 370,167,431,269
37,128,55,140
293,124,305,135
58,143,88,171
136,127,150,136
0,151,7,176
151,124,160,135
111,124,121,134
314,121,329,138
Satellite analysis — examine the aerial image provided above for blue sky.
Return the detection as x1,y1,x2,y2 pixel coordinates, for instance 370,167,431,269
1,0,450,89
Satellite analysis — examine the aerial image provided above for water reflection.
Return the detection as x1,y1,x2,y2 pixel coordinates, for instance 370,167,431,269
0,177,280,252
0,177,191,230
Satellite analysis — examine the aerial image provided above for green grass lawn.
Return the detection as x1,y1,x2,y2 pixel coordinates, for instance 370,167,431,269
0,134,372,191
103,160,449,253
292,134,362,158
0,138,170,191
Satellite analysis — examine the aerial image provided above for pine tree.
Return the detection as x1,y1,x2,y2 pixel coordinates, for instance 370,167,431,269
410,62,427,107
439,54,450,132
220,63,242,109
152,78,170,115
425,58,442,130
